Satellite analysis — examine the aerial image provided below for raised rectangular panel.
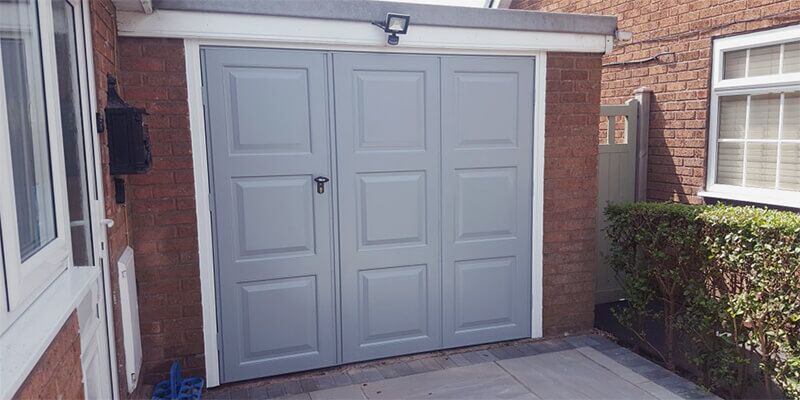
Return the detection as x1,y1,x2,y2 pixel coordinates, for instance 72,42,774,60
454,257,516,333
454,73,519,149
455,167,517,242
227,68,312,154
355,71,426,151
357,171,427,250
238,276,318,362
233,176,315,259
358,265,428,345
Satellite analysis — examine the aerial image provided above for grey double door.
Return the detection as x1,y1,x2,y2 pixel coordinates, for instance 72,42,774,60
203,47,533,383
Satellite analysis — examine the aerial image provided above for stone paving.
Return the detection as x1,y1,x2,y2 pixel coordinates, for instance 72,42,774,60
203,334,719,399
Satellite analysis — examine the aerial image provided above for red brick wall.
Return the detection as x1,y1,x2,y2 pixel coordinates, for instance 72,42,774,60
512,0,800,204
541,53,602,335
117,37,204,384
13,313,84,399
90,0,137,396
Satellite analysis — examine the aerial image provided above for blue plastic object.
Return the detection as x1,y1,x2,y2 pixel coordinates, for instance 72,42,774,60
151,361,204,400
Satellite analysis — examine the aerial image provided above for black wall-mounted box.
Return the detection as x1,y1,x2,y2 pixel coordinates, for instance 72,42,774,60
105,75,151,175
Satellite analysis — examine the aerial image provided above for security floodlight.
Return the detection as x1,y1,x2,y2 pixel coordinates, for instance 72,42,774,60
372,13,410,45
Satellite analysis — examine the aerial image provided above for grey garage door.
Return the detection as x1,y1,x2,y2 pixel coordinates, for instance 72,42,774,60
203,47,533,383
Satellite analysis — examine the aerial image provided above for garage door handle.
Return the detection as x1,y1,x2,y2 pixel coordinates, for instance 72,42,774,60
314,176,330,194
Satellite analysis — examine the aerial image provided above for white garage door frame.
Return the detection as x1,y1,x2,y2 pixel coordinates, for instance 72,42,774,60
117,9,612,387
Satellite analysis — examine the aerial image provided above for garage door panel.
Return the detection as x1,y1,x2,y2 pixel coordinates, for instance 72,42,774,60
357,171,427,250
454,257,517,333
232,176,316,260
354,71,427,152
226,67,313,155
442,56,533,347
237,276,319,362
335,53,441,362
454,167,518,243
453,72,520,150
359,265,430,344
204,48,337,382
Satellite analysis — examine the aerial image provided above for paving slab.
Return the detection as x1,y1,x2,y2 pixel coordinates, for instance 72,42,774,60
575,346,650,385
497,349,658,399
309,385,367,400
360,362,537,399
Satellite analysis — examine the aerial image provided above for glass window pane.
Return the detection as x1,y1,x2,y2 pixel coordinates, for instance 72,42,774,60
748,94,780,139
779,143,800,191
784,42,800,74
718,96,747,139
1,0,57,261
783,92,800,140
53,0,92,265
717,142,744,186
723,49,747,79
744,143,778,189
748,44,781,77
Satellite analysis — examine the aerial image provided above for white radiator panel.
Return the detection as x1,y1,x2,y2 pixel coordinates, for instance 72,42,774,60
118,246,142,392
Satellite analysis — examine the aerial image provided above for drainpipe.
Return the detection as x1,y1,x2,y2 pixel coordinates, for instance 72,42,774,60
633,87,652,202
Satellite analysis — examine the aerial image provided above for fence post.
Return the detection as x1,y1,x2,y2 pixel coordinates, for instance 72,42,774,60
633,87,652,202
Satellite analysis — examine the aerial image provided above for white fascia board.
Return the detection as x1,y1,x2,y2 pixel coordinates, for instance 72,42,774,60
117,10,611,55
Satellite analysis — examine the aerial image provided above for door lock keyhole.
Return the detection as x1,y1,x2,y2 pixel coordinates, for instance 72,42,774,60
314,176,330,194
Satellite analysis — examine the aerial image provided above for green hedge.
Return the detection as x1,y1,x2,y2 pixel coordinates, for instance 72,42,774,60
605,203,800,398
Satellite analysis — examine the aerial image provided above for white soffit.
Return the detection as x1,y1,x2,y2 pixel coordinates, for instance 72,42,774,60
116,10,613,54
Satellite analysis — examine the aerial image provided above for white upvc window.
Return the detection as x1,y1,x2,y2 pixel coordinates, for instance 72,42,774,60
0,0,101,330
704,24,800,208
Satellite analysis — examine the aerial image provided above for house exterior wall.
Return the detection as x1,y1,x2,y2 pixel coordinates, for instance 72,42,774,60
12,313,84,399
542,53,601,335
117,37,204,384
513,0,800,204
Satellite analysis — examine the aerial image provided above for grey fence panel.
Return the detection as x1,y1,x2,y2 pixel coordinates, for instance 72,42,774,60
596,89,651,305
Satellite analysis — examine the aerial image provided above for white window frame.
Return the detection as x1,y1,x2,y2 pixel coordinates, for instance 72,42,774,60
702,24,800,208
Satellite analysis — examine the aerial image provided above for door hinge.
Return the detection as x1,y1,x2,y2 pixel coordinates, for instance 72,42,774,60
96,112,105,133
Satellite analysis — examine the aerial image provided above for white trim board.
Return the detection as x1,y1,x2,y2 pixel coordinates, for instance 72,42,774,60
118,10,613,54
184,40,220,387
185,39,548,387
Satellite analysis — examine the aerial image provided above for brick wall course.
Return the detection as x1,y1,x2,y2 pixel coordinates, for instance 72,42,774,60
541,52,603,335
12,313,84,400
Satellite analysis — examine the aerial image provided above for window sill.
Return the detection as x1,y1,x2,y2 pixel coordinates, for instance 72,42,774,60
0,266,99,399
699,188,800,210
